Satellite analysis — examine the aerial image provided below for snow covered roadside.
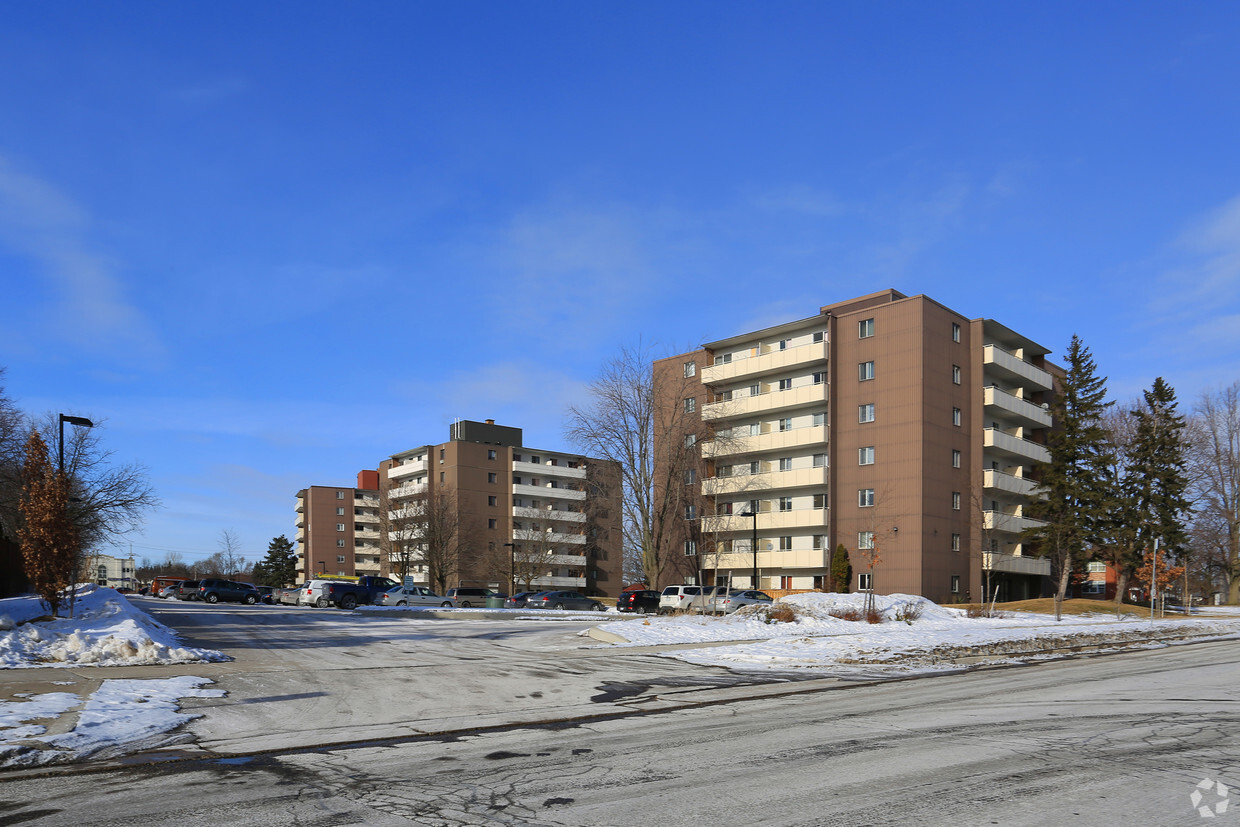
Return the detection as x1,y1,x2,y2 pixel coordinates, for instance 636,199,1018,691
589,592,1240,677
0,585,228,769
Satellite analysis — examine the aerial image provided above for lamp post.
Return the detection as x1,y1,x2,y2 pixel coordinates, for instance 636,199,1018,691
504,542,516,597
58,414,94,475
742,510,758,589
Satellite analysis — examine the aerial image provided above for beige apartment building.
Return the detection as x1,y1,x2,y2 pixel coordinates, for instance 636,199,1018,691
656,289,1056,604
296,420,624,595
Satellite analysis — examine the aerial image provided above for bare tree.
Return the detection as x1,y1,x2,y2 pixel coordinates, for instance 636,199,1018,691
400,488,471,595
217,529,246,576
565,342,716,589
382,486,424,582
1187,381,1240,603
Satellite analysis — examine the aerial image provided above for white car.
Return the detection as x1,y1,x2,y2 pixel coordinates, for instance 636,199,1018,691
658,585,722,615
376,586,452,607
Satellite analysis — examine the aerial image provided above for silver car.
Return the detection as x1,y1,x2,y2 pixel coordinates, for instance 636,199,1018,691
712,590,774,614
377,586,452,607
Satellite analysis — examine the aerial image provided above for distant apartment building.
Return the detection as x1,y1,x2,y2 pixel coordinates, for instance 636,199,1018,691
82,552,137,589
655,289,1057,604
295,420,624,595
295,470,383,580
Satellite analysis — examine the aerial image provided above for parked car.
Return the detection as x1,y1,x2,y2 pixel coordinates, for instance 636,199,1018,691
658,584,720,614
275,585,303,606
158,583,181,599
710,589,774,614
525,591,605,612
615,589,661,614
256,586,276,604
176,580,201,601
444,587,496,608
503,591,543,609
197,578,261,605
377,585,451,607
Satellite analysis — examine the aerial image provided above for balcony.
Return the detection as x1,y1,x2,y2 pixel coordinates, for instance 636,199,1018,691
983,469,1040,498
702,548,830,571
703,384,828,422
702,466,829,497
701,508,829,534
983,510,1048,535
512,506,587,523
701,424,828,459
513,528,587,545
983,345,1053,392
527,575,587,589
984,428,1050,464
512,483,585,501
984,551,1051,576
514,553,588,568
512,460,586,480
702,341,828,385
984,386,1052,429
388,482,428,501
387,459,428,480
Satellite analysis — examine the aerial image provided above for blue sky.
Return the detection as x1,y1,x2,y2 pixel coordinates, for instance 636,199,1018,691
3,2,1238,567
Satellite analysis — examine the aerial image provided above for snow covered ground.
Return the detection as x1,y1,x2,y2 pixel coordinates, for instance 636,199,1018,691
2,586,1238,770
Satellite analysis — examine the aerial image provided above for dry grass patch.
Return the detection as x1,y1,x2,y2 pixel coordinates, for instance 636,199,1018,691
956,598,1149,618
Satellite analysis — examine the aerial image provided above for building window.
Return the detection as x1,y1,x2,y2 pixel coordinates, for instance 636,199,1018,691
858,489,874,507
859,404,875,423
749,422,761,436
813,535,826,550
858,531,874,550
779,496,793,512
714,352,732,365
778,378,793,391
779,338,790,351
813,371,825,384
859,318,875,338
813,493,827,509
858,361,875,381
749,383,761,397
952,491,961,510
779,457,793,471
1083,581,1105,594
439,448,445,462
684,397,696,413
952,449,961,468
952,365,961,385
440,472,445,483
776,535,792,550
685,433,697,448
336,506,346,516
953,407,962,426
336,491,345,499
685,505,696,520
859,572,873,590
952,533,961,552
337,555,346,564
813,453,828,467
1087,561,1106,572
488,449,497,460
685,539,697,556
779,417,792,432
951,575,961,594
685,468,696,485
684,361,696,378
488,518,497,529
859,446,875,465
336,523,345,532
952,322,961,343
488,495,497,506
813,331,825,343
488,472,497,483
749,461,760,475
336,539,345,548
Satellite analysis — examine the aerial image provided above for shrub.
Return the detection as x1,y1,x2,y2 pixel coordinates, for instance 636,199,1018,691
893,602,923,625
864,606,882,624
766,603,796,623
966,605,1005,619
829,607,863,622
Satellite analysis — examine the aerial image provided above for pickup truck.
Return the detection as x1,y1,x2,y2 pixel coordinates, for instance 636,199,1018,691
303,576,400,609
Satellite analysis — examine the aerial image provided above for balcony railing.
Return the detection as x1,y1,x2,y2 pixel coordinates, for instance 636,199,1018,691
387,460,428,480
512,529,587,545
512,506,587,523
983,469,1039,498
702,466,828,496
703,384,828,421
983,551,1051,576
701,508,829,534
702,340,828,385
388,482,428,501
984,428,1051,464
701,424,829,459
512,460,587,479
984,386,1052,428
983,345,1053,391
983,510,1048,535
512,483,586,501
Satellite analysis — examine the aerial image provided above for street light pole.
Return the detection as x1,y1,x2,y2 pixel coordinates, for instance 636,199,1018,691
58,414,94,475
504,542,516,597
743,510,758,589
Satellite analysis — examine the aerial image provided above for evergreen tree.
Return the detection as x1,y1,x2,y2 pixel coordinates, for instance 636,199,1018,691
1025,335,1113,620
256,535,297,587
1126,378,1192,573
831,544,852,594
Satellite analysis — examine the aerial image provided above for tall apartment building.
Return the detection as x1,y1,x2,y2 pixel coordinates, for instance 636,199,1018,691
295,420,624,595
295,470,383,580
656,289,1056,604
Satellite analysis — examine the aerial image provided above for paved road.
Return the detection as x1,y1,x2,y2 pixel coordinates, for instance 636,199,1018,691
1,601,1237,826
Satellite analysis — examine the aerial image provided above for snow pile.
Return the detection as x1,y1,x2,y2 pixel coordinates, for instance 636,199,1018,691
0,585,228,668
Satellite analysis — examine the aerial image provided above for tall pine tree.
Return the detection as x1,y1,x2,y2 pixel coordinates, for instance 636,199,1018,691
1125,378,1192,581
1025,335,1113,620
256,535,297,587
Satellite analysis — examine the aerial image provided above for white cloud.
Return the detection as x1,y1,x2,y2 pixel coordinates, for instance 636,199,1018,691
0,154,163,363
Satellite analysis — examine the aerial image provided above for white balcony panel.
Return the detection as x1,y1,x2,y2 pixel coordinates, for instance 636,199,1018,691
387,461,428,481
702,341,828,384
701,425,829,459
513,529,587,545
984,429,1050,464
983,470,1040,498
702,466,829,496
984,386,1053,428
701,509,829,534
512,484,585,501
984,551,1051,576
512,461,587,479
295,500,304,513
388,482,428,501
527,576,587,589
702,549,830,571
703,384,828,421
983,345,1054,391
983,510,1048,535
512,506,587,523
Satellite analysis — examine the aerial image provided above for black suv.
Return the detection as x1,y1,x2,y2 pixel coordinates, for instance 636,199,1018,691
615,590,661,614
197,578,261,604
